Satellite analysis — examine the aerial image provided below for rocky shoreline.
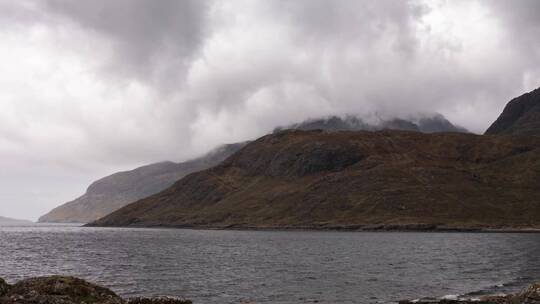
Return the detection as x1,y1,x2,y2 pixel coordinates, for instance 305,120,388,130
0,276,191,304
399,282,540,304
1,275,539,304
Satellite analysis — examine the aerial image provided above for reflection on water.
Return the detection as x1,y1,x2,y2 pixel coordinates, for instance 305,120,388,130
1,225,539,304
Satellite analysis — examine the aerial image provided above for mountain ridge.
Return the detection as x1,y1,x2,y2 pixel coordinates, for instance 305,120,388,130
485,87,540,136
40,113,465,224
275,113,468,134
38,142,248,223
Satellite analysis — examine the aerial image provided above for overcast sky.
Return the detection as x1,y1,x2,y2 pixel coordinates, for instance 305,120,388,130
1,0,539,220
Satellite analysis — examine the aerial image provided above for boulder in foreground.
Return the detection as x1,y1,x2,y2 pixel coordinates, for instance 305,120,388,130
0,276,191,304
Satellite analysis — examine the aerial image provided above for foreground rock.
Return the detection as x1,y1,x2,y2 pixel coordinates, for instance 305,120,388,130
399,282,540,304
0,276,191,304
0,278,9,297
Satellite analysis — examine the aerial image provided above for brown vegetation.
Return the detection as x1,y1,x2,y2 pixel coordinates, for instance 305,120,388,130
89,129,540,230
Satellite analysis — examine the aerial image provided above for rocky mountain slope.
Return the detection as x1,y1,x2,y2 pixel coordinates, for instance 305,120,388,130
0,216,32,225
89,129,540,230
274,113,468,134
39,143,247,223
485,87,540,136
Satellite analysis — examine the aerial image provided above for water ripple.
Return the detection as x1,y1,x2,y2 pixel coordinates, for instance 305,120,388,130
1,225,540,304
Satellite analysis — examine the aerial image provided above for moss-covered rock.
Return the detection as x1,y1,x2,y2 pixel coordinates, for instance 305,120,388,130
0,278,10,297
0,276,193,304
8,276,123,304
1,276,124,304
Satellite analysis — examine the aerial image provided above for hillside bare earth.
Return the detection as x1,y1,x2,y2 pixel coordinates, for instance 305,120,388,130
39,143,247,223
89,129,540,230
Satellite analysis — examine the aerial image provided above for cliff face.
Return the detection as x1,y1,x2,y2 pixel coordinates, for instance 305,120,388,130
485,87,540,136
38,143,247,223
90,129,540,230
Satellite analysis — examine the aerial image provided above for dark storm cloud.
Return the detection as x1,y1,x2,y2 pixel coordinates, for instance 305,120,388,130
43,0,210,90
18,0,538,130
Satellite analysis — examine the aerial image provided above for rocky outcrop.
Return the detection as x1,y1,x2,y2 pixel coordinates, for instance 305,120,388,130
485,87,540,136
399,282,540,304
89,129,540,230
38,142,247,223
513,283,540,304
274,113,468,134
0,276,123,304
0,276,191,304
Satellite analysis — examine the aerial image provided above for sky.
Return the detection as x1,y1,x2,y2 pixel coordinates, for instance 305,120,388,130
1,0,540,221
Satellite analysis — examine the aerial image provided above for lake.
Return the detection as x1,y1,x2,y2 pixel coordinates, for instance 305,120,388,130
1,225,539,303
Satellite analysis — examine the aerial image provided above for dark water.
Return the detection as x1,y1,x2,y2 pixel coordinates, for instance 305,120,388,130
1,225,540,304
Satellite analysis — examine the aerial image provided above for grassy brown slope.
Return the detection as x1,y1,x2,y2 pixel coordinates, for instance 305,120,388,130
89,130,540,230
39,142,246,223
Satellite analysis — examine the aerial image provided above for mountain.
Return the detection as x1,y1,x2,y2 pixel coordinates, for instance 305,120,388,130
40,113,465,224
0,216,33,226
38,142,248,223
89,129,540,230
274,113,468,134
485,87,540,136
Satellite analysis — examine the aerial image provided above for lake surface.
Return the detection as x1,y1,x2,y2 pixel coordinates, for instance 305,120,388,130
1,225,540,304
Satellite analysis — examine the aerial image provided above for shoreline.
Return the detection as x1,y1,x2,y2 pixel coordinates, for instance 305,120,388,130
2,275,539,304
399,282,540,304
81,223,540,233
